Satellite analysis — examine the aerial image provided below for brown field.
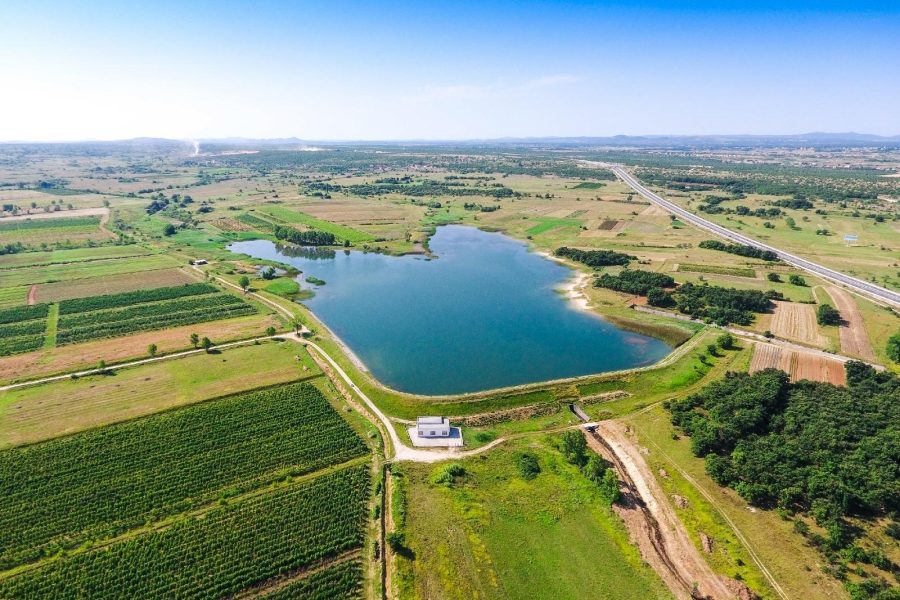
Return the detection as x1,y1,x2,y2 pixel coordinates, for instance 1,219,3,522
824,286,876,361
769,301,828,347
0,341,317,448
0,313,281,384
598,219,622,230
749,342,846,385
34,267,199,303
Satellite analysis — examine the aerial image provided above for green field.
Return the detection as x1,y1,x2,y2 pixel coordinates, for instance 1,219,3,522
0,245,153,270
260,205,375,242
525,217,583,235
394,436,671,600
676,262,757,278
0,254,179,287
0,381,367,571
0,341,319,447
0,216,100,231
0,286,28,308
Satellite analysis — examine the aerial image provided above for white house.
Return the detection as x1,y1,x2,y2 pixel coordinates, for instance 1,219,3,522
416,416,450,438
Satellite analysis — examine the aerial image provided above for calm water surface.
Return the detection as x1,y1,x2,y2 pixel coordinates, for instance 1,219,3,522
228,225,671,395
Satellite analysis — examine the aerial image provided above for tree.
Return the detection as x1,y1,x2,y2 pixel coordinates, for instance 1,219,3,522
599,468,621,505
789,274,807,286
288,317,304,334
767,272,782,283
261,266,277,280
97,359,106,373
717,333,735,350
238,275,250,291
647,287,674,307
887,332,900,363
201,337,213,352
189,333,199,348
517,452,541,480
561,430,587,467
147,343,157,357
163,223,177,236
102,199,110,208
266,326,276,336
707,344,719,357
816,304,841,326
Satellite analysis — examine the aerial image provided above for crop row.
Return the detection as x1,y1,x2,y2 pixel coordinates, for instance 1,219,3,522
0,319,46,338
0,382,368,570
58,282,219,314
0,464,370,599
259,559,362,599
0,334,44,356
55,294,255,345
0,304,49,325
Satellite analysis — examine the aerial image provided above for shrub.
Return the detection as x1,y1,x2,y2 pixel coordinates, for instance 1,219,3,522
816,304,841,326
517,453,541,480
886,332,900,363
789,274,807,286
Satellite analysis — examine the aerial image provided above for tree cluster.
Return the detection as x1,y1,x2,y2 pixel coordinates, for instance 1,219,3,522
273,225,336,246
554,247,636,268
699,240,779,262
594,270,675,295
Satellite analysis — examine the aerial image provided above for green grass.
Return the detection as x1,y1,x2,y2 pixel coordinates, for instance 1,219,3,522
264,277,300,296
0,254,179,288
0,286,28,308
43,304,58,348
525,217,583,235
572,182,605,190
394,436,672,600
260,206,374,243
0,217,100,231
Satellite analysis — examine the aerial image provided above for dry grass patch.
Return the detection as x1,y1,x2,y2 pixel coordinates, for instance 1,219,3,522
823,286,876,361
749,342,846,385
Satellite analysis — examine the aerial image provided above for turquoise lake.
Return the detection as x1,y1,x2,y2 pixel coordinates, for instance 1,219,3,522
228,225,671,395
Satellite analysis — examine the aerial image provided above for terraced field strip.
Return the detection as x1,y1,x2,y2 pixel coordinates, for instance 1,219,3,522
0,254,179,287
525,217,583,235
35,267,197,303
260,205,374,242
824,286,876,361
0,245,154,270
0,286,28,309
0,382,368,571
769,300,828,347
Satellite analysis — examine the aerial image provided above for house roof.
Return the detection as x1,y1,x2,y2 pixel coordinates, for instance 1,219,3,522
417,416,447,425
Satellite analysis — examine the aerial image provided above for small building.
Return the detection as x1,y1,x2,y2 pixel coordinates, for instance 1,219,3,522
191,259,208,266
416,416,450,438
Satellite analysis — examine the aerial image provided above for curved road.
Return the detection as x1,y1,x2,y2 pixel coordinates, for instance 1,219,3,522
608,165,900,309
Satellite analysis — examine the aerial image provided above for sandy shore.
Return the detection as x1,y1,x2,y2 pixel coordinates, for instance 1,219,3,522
536,250,593,312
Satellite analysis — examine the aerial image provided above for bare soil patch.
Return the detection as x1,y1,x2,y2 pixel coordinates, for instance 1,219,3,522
824,286,876,361
26,284,37,306
598,219,622,231
769,301,828,347
0,207,108,222
34,268,198,303
749,342,846,385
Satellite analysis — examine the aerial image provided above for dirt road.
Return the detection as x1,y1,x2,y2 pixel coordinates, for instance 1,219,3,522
824,286,876,361
588,421,748,600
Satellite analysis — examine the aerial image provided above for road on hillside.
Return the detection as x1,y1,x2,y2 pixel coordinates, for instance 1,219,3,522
607,165,900,309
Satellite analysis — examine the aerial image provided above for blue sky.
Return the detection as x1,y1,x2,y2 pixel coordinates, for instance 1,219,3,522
1,1,898,140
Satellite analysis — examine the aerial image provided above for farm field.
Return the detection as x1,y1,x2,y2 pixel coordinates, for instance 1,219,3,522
768,300,828,347
392,437,672,600
749,341,847,385
0,312,281,384
0,286,28,308
0,340,319,447
259,205,375,242
34,266,197,302
0,215,110,245
0,244,152,270
0,381,372,599
823,285,877,361
0,253,179,287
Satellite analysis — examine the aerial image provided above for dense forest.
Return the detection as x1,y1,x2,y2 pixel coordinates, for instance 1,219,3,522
554,247,635,268
273,224,336,246
670,282,779,325
699,240,779,262
668,365,899,599
594,269,674,295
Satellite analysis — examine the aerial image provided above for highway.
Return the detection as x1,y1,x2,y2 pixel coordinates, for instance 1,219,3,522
608,165,900,309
